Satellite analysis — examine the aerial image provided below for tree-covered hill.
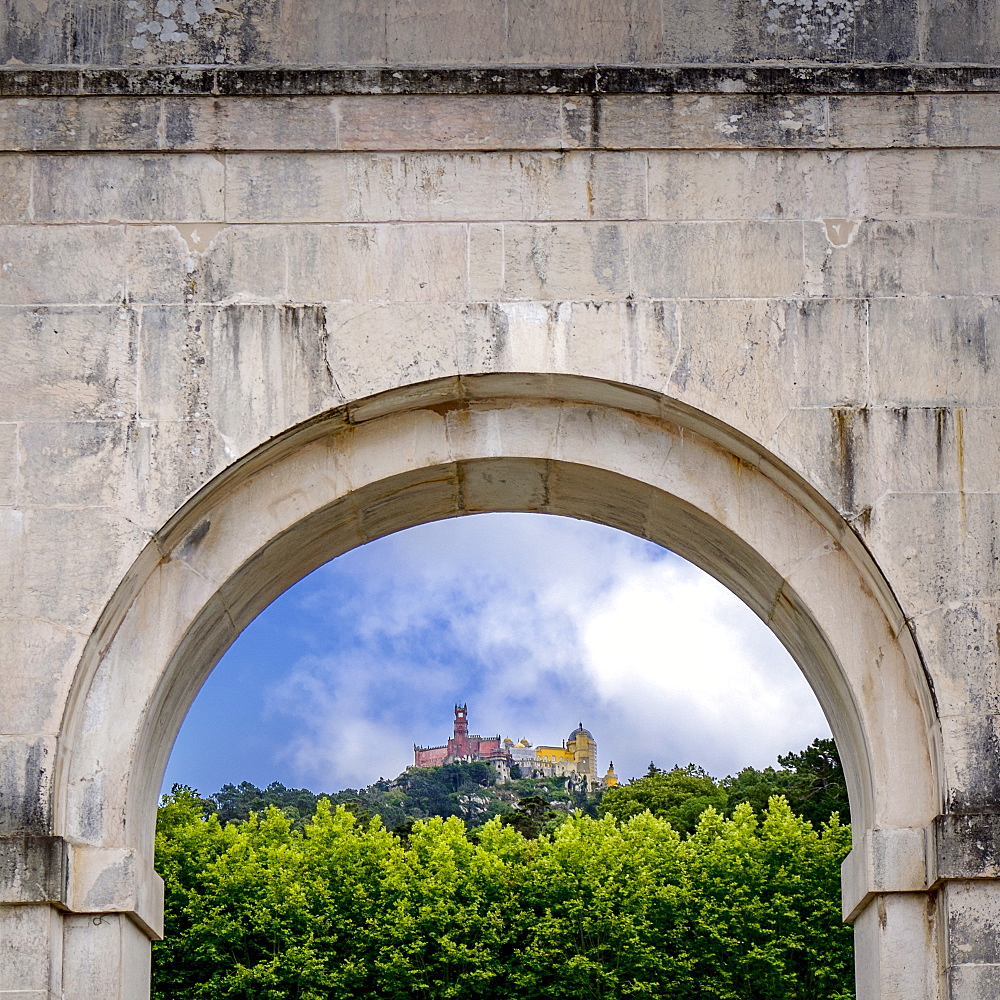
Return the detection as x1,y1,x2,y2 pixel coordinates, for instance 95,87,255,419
195,760,604,835
190,737,849,836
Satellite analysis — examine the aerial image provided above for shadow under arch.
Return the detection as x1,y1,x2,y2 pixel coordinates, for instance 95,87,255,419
56,372,941,937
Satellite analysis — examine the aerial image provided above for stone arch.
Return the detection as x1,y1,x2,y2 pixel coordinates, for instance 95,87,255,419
53,374,941,989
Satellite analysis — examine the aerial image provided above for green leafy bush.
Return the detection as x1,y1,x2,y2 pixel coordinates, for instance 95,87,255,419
153,792,853,999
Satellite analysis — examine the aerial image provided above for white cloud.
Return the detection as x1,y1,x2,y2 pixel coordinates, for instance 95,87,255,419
577,558,828,776
260,513,829,791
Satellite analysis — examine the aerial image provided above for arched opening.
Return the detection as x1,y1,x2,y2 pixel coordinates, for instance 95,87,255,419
54,373,942,993
163,510,831,800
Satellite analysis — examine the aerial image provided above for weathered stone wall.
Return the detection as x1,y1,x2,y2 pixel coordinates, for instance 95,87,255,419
3,3,1000,998
1,0,995,66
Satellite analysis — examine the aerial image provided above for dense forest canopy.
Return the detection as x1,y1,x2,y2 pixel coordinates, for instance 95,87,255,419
155,740,854,999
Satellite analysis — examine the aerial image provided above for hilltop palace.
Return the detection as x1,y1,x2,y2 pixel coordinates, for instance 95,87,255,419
414,705,619,789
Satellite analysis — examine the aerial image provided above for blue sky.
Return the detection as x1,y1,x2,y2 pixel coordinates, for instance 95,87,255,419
163,513,830,796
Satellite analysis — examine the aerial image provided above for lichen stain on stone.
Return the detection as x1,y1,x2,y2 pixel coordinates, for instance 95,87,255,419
127,0,233,57
760,0,863,49
715,113,745,136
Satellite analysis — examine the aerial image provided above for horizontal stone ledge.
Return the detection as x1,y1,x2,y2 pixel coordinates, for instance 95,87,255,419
0,837,163,940
4,64,1000,99
5,92,1000,153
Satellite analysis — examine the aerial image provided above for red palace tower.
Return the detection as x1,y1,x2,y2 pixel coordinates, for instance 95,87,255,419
413,704,504,767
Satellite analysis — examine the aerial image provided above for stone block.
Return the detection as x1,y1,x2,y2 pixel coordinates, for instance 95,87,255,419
264,1,389,65
468,225,505,300
160,96,340,152
286,223,468,302
943,880,1000,965
829,94,1000,149
852,890,938,1000
940,715,1000,815
122,418,228,530
858,150,1000,220
0,424,16,505
0,737,55,837
805,220,1000,298
935,813,1000,881
507,0,662,63
0,97,162,153
550,461,652,540
0,903,62,993
32,154,224,224
138,303,342,456
923,0,1000,62
0,307,136,422
224,152,358,223
18,422,127,507
67,846,163,939
460,457,550,513
499,223,629,300
841,827,929,921
0,837,67,904
656,0,917,63
863,492,1000,614
337,96,566,151
0,226,125,305
62,913,150,1000
647,150,852,222
0,156,31,223
70,94,599,159
587,95,829,150
0,507,146,630
869,297,1000,406
911,604,1000,718
0,620,81,734
631,221,804,298
325,301,492,400
481,301,600,377
226,151,646,224
667,296,865,444
947,963,1000,999
460,299,680,393
119,0,310,68
356,466,459,543
125,223,286,304
647,148,1000,224
767,405,1000,521
1,1,73,65
387,0,507,64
